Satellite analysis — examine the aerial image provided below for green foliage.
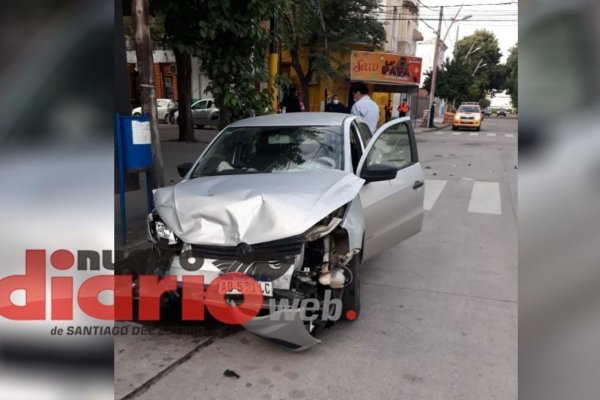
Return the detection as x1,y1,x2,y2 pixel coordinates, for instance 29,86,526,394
278,0,385,104
153,0,281,126
504,44,518,108
425,30,513,106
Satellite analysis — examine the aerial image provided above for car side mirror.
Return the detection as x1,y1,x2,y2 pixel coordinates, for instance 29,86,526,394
360,164,398,183
177,162,193,178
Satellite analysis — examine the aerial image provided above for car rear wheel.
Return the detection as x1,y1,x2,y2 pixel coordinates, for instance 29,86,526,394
342,254,361,320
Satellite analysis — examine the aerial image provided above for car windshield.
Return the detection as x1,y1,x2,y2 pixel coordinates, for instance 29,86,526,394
458,106,480,113
190,125,344,177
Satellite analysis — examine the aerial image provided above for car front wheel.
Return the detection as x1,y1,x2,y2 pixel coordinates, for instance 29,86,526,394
342,254,361,320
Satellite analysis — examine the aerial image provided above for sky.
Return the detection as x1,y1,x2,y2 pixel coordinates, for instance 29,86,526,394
415,0,518,63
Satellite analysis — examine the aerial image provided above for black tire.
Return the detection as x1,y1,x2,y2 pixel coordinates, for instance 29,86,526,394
476,126,481,132
452,125,458,131
342,255,361,320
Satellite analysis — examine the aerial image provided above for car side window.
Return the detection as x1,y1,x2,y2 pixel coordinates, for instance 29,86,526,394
193,101,207,110
206,100,213,108
365,122,413,170
349,125,363,173
357,122,372,146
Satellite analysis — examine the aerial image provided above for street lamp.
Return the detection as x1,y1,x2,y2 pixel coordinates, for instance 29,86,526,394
427,7,472,128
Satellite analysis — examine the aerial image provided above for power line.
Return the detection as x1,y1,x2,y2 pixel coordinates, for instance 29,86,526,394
377,2,517,8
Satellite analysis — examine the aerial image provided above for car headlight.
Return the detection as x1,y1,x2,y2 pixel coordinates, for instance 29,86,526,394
147,211,180,246
155,221,176,243
454,115,460,121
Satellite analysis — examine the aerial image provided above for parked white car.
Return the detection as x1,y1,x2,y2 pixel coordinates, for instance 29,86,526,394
131,98,171,122
174,98,220,128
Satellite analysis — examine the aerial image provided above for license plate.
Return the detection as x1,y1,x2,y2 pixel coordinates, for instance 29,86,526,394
259,281,273,297
217,280,273,297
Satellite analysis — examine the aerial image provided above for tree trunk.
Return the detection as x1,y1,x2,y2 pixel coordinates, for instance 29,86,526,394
132,0,164,188
173,48,195,142
290,48,311,111
216,96,230,130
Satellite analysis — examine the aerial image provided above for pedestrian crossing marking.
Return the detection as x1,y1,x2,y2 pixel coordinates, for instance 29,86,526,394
435,131,445,135
469,132,478,136
451,132,461,136
486,133,496,137
468,182,502,215
423,179,447,210
505,134,515,138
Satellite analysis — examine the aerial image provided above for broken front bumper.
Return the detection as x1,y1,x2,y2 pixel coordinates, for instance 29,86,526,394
242,307,321,351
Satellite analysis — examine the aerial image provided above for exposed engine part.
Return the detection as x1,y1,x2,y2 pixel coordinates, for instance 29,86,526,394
332,249,360,268
318,268,346,289
305,217,342,241
318,236,332,286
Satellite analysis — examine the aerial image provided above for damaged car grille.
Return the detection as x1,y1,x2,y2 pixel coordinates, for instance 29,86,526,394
191,234,305,263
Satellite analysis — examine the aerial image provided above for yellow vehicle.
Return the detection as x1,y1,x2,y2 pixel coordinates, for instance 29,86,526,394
453,102,482,131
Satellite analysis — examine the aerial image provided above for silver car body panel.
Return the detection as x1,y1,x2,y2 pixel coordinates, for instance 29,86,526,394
242,308,322,351
153,169,365,246
357,117,425,260
341,196,365,251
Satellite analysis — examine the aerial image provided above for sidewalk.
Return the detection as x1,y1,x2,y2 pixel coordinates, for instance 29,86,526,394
413,116,449,133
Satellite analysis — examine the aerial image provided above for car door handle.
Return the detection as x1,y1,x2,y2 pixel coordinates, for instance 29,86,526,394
413,180,424,189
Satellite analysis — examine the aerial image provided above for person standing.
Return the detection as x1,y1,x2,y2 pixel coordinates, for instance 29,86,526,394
327,95,347,113
384,100,393,122
350,81,379,133
279,87,302,113
167,98,178,124
324,95,332,112
398,98,410,118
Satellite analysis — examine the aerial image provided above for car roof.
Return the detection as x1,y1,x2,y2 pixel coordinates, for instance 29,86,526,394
229,112,353,128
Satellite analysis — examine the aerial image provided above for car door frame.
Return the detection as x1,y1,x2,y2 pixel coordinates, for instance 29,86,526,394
356,116,424,260
191,99,208,125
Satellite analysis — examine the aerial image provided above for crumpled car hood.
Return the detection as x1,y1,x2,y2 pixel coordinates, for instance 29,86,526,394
153,169,364,245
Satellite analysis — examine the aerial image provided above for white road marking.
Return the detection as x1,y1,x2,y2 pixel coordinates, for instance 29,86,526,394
435,131,445,135
462,177,475,181
486,133,496,137
468,181,502,215
424,179,448,210
451,132,462,136
505,134,515,138
469,132,478,136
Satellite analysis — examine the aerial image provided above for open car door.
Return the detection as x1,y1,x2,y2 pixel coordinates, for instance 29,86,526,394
357,118,425,260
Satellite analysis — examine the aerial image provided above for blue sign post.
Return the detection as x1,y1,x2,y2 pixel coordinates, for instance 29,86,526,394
115,113,154,245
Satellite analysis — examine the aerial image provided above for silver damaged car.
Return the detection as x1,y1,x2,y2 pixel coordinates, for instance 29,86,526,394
147,112,425,350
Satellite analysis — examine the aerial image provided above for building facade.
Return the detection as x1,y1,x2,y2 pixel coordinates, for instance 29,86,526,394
125,50,212,109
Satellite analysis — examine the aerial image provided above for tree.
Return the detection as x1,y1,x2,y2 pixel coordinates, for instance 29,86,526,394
424,30,507,108
194,0,280,128
454,30,505,102
154,0,279,131
423,57,471,107
505,44,518,109
278,0,385,108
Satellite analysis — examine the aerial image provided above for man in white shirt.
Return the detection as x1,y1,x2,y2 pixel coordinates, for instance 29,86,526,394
350,81,380,133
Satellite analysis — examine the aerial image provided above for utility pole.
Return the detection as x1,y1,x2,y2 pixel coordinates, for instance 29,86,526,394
390,6,398,52
455,24,459,48
132,0,165,188
427,6,443,128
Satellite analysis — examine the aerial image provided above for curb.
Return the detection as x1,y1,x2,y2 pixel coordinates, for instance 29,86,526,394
415,123,450,134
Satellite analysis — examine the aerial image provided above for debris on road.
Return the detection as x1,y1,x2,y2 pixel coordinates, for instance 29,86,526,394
224,369,241,379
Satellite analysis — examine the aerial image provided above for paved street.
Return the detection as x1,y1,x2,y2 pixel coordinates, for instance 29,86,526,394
115,117,517,400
